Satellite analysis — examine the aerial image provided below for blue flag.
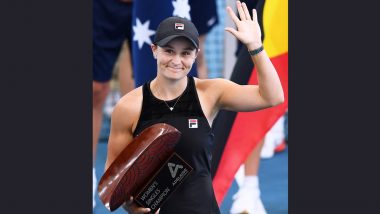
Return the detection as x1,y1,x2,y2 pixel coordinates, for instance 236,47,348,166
132,0,218,87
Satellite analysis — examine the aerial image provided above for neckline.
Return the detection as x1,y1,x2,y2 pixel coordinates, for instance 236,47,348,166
148,76,190,102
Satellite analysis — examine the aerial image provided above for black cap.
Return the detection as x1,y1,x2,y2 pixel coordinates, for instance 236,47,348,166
154,17,199,49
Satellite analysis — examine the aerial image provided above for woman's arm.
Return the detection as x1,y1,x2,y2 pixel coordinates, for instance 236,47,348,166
104,90,151,214
216,1,284,112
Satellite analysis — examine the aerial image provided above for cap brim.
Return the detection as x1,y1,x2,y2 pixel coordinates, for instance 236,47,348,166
156,35,198,49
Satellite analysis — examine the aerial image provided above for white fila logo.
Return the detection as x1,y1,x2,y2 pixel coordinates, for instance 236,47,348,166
168,162,183,178
175,22,184,30
188,119,198,128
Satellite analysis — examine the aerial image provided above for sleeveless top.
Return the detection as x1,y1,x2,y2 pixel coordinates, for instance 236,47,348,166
133,76,220,214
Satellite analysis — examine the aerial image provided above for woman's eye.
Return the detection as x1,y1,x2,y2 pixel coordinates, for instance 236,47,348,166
165,50,174,54
183,52,190,56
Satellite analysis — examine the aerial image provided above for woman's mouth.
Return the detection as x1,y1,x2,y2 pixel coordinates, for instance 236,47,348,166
168,67,183,72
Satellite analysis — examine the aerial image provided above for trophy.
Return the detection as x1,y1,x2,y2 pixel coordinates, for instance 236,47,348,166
98,123,193,213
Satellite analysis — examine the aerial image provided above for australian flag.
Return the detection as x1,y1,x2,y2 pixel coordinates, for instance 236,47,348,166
132,0,218,87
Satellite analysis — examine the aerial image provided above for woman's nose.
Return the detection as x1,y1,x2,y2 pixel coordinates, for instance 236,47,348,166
171,54,181,64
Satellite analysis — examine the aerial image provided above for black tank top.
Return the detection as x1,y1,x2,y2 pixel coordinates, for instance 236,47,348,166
133,76,220,214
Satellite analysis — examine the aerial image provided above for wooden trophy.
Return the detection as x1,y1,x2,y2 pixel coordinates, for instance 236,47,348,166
98,123,193,213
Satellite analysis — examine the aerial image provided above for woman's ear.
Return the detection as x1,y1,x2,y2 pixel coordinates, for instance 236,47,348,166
194,48,200,60
151,44,158,59
195,48,200,56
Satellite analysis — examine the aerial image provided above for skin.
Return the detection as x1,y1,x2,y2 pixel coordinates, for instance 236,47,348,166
244,139,265,175
105,1,284,213
118,41,135,96
196,35,208,79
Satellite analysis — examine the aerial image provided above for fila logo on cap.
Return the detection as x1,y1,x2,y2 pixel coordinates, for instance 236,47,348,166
188,119,198,128
168,162,183,178
175,22,184,30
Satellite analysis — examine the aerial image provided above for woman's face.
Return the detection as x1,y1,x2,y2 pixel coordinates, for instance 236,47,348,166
152,37,198,80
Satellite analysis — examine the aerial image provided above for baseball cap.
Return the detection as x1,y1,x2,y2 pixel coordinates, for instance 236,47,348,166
154,16,199,49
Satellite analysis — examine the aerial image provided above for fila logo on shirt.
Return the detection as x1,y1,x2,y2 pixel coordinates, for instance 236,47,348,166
188,119,198,128
175,22,184,30
168,162,183,178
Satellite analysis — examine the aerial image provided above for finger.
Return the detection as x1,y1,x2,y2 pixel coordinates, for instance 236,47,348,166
242,2,252,20
125,196,134,205
226,6,240,25
252,9,258,22
137,207,151,213
225,27,239,38
236,1,246,20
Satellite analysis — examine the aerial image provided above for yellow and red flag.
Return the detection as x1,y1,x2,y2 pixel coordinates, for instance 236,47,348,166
211,0,288,204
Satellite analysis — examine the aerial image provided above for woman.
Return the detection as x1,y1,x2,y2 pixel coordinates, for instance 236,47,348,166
104,1,284,213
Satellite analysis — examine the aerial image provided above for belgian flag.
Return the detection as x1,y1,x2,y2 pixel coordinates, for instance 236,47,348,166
211,0,289,204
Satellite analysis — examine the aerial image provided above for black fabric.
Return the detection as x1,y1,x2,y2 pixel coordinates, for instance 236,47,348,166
154,16,199,49
134,76,220,214
189,0,219,35
211,42,254,178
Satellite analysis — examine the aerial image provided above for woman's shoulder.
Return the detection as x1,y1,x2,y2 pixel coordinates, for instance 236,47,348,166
113,86,143,116
193,77,230,91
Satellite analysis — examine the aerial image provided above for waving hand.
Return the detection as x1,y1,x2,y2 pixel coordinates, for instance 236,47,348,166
225,1,262,50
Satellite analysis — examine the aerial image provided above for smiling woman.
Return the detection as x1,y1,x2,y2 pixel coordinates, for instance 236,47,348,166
150,17,199,85
152,38,198,82
103,1,284,214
